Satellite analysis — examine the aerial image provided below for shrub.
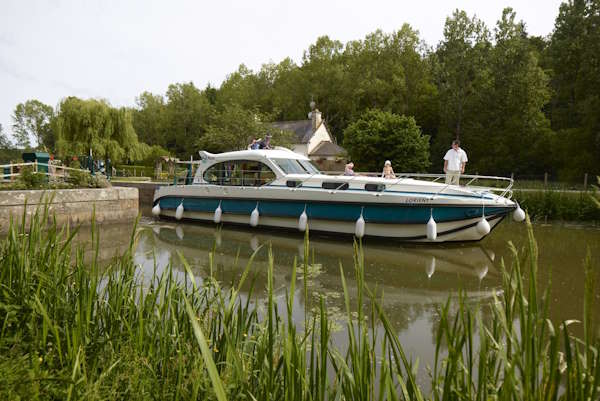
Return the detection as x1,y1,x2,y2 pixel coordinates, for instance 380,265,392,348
17,166,47,189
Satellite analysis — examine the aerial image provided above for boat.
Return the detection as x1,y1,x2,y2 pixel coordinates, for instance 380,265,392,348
151,148,525,242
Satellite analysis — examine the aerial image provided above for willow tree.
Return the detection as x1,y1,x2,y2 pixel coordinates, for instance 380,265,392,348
54,97,145,163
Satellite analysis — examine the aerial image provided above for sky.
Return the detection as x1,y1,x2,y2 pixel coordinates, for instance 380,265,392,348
0,0,564,142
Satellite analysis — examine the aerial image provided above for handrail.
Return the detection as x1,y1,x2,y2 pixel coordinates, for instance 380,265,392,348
319,170,514,199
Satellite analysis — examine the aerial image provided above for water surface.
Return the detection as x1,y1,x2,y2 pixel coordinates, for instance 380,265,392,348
86,217,600,380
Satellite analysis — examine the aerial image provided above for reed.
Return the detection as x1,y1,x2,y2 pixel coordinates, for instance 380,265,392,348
514,189,600,222
0,203,598,400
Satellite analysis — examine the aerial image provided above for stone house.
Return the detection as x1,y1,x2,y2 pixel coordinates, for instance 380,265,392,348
270,102,346,170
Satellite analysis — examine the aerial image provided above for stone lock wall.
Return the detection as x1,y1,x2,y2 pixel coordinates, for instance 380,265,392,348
0,187,139,234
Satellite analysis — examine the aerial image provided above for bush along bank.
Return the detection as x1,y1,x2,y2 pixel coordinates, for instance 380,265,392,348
514,189,600,222
0,207,598,400
1,166,110,191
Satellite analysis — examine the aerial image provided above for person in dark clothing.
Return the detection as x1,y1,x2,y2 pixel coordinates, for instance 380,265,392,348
257,135,272,149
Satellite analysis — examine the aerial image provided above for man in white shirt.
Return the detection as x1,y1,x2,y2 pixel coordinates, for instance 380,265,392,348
443,140,468,185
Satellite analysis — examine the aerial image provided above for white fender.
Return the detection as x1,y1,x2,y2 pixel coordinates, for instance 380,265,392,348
298,209,308,232
355,212,365,238
513,205,525,222
250,235,259,251
426,216,437,241
214,202,222,223
175,202,184,220
477,264,489,280
476,217,491,235
152,203,161,216
250,205,260,227
426,256,436,278
175,225,184,240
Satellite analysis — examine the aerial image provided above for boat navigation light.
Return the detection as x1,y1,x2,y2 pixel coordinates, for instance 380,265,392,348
214,201,222,223
298,206,308,232
355,207,365,238
175,201,184,220
513,204,525,222
426,209,437,241
250,203,260,227
152,203,161,216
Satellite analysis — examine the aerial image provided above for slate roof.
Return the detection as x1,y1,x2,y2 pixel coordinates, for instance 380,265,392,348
270,120,315,144
310,141,346,156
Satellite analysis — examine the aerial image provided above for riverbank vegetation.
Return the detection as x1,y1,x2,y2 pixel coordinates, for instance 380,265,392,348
0,206,598,399
515,187,600,222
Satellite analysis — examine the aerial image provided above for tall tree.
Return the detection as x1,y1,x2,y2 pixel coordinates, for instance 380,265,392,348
0,124,13,148
55,97,145,163
11,99,55,150
474,8,553,175
436,12,490,142
163,82,213,158
195,104,291,153
343,109,430,173
132,92,167,147
546,0,600,179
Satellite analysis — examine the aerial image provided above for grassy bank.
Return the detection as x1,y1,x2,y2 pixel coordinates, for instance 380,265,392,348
0,207,598,400
514,189,600,222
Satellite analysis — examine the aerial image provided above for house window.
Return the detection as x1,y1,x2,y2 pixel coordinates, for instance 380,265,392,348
204,160,275,186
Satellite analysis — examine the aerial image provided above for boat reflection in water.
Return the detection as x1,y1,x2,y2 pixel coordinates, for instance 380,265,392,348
135,220,502,331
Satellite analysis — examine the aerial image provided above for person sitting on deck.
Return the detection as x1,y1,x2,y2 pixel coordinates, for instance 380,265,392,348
344,162,355,176
382,160,396,179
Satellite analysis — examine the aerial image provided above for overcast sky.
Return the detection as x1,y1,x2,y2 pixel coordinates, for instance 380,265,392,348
1,0,564,141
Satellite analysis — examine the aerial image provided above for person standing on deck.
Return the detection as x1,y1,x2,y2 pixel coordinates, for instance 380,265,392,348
443,140,468,185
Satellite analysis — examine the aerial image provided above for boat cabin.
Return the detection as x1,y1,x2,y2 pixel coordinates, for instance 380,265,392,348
196,149,321,186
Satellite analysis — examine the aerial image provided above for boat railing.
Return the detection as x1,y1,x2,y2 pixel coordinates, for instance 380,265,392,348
320,171,514,199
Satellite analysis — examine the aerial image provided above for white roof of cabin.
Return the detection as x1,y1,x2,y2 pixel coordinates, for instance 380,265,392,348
199,148,310,161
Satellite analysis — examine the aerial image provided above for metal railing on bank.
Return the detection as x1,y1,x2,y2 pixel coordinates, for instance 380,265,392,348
1,162,93,182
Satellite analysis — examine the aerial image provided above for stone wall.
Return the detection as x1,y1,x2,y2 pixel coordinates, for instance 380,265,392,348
0,187,139,234
112,181,166,207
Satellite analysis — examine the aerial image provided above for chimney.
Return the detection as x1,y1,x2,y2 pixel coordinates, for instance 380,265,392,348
309,101,322,131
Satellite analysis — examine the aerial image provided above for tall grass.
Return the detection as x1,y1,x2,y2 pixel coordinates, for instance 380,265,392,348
0,205,598,400
514,189,600,222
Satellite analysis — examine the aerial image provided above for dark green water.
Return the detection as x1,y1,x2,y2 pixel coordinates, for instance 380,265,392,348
88,217,600,380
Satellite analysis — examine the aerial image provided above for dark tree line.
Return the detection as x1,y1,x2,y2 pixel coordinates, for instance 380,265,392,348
6,2,599,179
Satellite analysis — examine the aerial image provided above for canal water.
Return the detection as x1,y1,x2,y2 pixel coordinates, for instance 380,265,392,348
89,217,600,383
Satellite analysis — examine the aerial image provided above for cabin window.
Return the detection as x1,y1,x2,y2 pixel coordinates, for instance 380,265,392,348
203,160,275,186
272,158,309,174
286,180,302,188
322,182,349,190
365,183,385,192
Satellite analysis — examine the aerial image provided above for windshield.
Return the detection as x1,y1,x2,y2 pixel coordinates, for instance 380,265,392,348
298,160,321,174
272,158,310,174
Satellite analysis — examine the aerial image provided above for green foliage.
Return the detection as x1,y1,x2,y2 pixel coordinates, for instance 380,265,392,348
132,83,213,159
196,103,291,153
0,205,599,399
11,99,55,150
514,189,600,221
343,109,430,172
17,166,47,189
54,97,145,164
546,0,600,179
0,123,13,149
